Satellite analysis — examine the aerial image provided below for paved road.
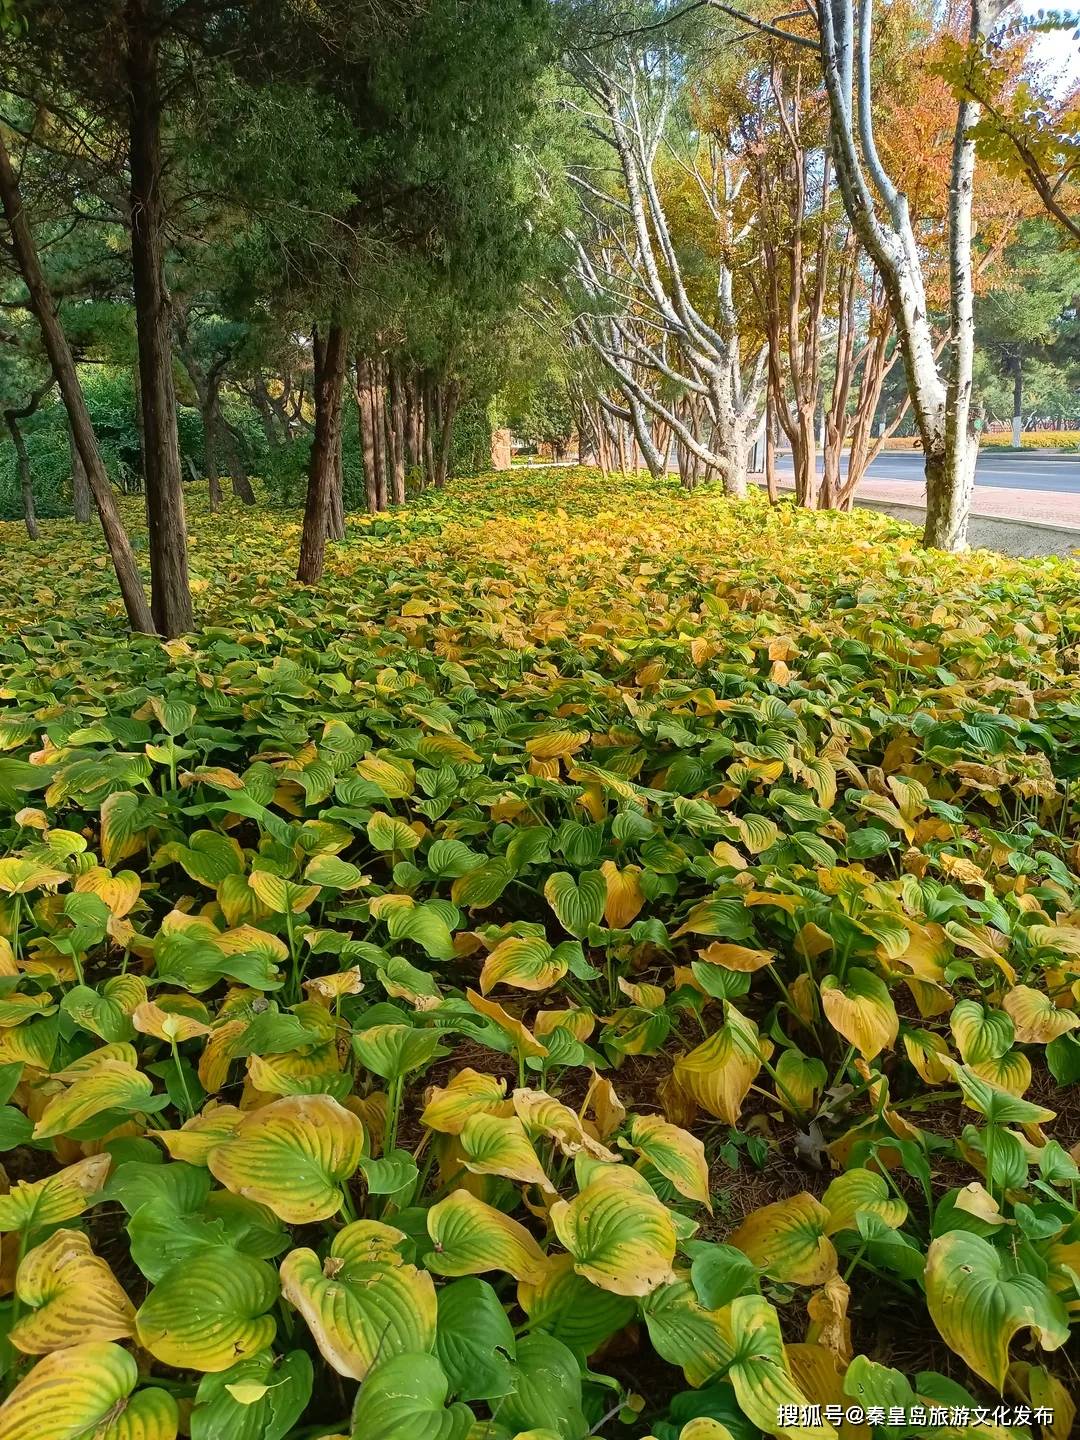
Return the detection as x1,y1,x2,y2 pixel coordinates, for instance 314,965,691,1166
774,448,1080,493
777,446,1080,492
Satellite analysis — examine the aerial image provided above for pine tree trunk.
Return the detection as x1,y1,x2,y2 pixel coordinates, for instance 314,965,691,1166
126,0,192,636
0,126,153,632
69,421,91,522
222,424,257,504
6,414,38,540
297,323,348,583
388,361,406,504
373,358,388,511
202,378,222,512
422,376,437,486
356,356,378,514
434,380,459,489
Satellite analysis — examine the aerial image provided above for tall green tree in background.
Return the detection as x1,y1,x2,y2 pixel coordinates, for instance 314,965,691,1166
976,221,1080,445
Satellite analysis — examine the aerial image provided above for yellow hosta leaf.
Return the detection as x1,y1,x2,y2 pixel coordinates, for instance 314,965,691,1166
549,1170,676,1296
459,1112,553,1191
729,1194,837,1285
971,1050,1032,1096
695,943,775,972
0,1342,178,1440
600,860,645,928
280,1220,437,1380
583,1072,626,1141
0,1155,110,1233
626,1114,710,1211
479,936,568,995
512,1087,617,1160
821,1169,907,1235
673,1005,767,1125
0,858,68,894
786,1344,866,1438
1002,985,1080,1044
157,1103,242,1165
466,989,548,1059
820,968,898,1059
805,1274,853,1362
902,1029,952,1085
207,1094,364,1222
10,1229,135,1353
526,731,589,760
421,1068,508,1135
425,1189,547,1283
31,1061,153,1141
132,999,211,1044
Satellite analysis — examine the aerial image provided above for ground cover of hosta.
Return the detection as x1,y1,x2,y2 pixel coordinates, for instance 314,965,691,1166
0,468,1078,1440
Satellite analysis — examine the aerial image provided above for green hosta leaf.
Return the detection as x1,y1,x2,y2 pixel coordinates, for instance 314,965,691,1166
353,1023,445,1082
191,1350,313,1440
949,1000,1013,1065
368,812,421,853
543,870,606,938
426,839,484,879
496,1333,588,1440
642,1278,733,1388
435,1278,516,1403
303,854,367,889
925,1231,1069,1388
349,1353,473,1440
135,1247,279,1372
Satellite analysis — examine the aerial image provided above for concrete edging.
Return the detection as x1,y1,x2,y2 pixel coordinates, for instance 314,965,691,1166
854,497,1080,560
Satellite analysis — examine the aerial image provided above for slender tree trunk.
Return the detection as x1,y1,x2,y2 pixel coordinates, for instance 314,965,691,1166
422,376,436,486
6,413,37,540
765,392,778,503
434,380,459,489
69,421,91,522
297,323,348,583
388,361,406,504
356,356,379,514
1011,355,1023,449
222,422,257,504
202,376,222,512
373,358,388,510
328,426,345,540
0,126,153,632
126,0,192,635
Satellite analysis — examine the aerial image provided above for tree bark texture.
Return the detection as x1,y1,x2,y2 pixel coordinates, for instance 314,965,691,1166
297,323,348,583
0,125,153,632
126,0,192,633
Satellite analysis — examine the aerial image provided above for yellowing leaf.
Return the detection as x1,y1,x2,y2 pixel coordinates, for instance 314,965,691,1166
821,1169,907,1236
673,1005,766,1124
425,1189,547,1283
0,1155,110,1233
1002,985,1080,1044
207,1094,364,1222
10,1229,135,1354
421,1068,508,1134
31,1061,154,1140
600,860,645,928
549,1170,676,1296
0,1342,178,1440
925,1230,1069,1388
626,1114,710,1211
459,1112,553,1191
479,936,568,995
820,968,898,1059
729,1194,837,1285
281,1219,437,1379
